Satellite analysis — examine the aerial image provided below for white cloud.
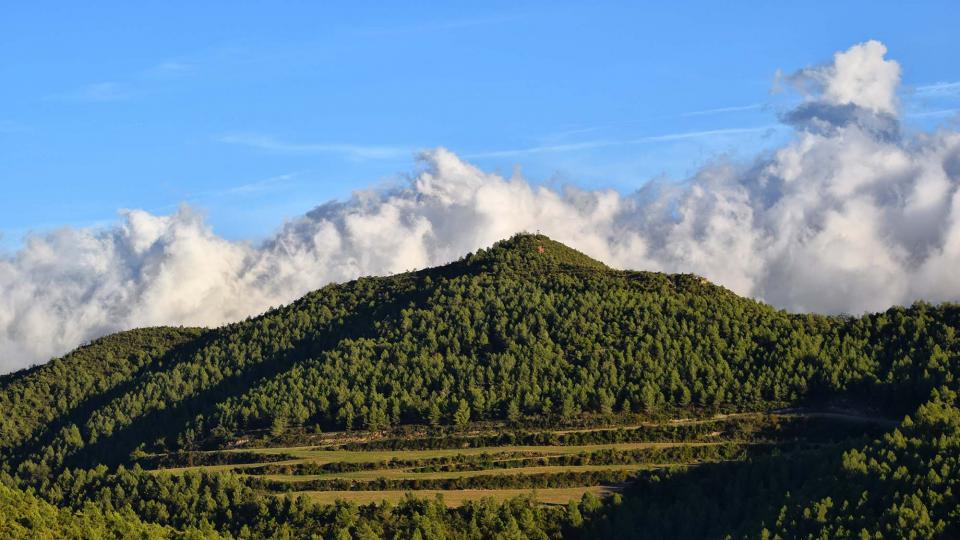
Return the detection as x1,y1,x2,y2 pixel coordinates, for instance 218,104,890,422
3,40,960,373
789,40,901,115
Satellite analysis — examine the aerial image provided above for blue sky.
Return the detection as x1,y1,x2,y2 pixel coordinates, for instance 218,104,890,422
2,1,959,250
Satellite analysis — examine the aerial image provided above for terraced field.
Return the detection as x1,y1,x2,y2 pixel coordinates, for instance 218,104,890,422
160,441,722,472
142,412,887,507
297,487,620,506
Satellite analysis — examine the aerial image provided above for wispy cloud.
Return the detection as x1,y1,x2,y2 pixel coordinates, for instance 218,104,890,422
915,81,960,97
50,57,194,103
219,173,298,196
681,103,765,117
468,126,779,158
51,81,131,103
146,173,301,216
142,60,192,79
530,104,771,148
907,108,960,119
538,125,605,142
217,133,411,160
641,126,778,142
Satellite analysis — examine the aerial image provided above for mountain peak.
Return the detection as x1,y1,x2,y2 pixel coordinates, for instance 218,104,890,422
464,233,610,273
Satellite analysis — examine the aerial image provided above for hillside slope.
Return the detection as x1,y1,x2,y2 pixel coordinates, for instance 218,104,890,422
2,234,957,471
1,233,958,538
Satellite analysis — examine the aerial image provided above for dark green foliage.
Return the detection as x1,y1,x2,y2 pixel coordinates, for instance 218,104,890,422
256,469,640,492
403,443,756,473
579,388,960,539
337,414,887,451
26,466,577,539
0,474,221,539
0,327,203,457
132,450,295,470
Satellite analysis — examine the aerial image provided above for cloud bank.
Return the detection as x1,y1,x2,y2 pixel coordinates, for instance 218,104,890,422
3,40,960,373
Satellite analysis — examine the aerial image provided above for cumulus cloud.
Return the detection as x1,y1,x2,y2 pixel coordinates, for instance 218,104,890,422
789,40,901,115
3,40,960,373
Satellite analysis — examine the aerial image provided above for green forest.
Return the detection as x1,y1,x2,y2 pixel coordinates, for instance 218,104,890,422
1,234,957,538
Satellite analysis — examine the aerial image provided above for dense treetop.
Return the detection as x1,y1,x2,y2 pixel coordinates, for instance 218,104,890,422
0,476,222,539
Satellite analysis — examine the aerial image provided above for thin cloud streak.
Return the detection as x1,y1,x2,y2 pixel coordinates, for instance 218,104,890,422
468,126,779,158
142,60,193,79
50,57,195,103
142,173,301,217
915,81,960,97
907,108,960,119
221,173,299,196
217,133,412,160
681,103,765,117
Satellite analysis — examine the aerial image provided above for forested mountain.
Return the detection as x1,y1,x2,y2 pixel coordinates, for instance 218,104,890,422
1,234,958,538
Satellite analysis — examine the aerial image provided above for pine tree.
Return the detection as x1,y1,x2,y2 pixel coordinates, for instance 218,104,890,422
453,399,471,428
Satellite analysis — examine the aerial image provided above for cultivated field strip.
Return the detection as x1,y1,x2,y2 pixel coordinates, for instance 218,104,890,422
142,413,887,507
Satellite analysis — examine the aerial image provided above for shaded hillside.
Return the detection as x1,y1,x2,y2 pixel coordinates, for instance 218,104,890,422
0,328,205,456
579,388,960,539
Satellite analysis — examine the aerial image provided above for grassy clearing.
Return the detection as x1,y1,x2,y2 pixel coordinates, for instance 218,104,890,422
157,441,724,475
290,486,619,507
262,463,662,482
